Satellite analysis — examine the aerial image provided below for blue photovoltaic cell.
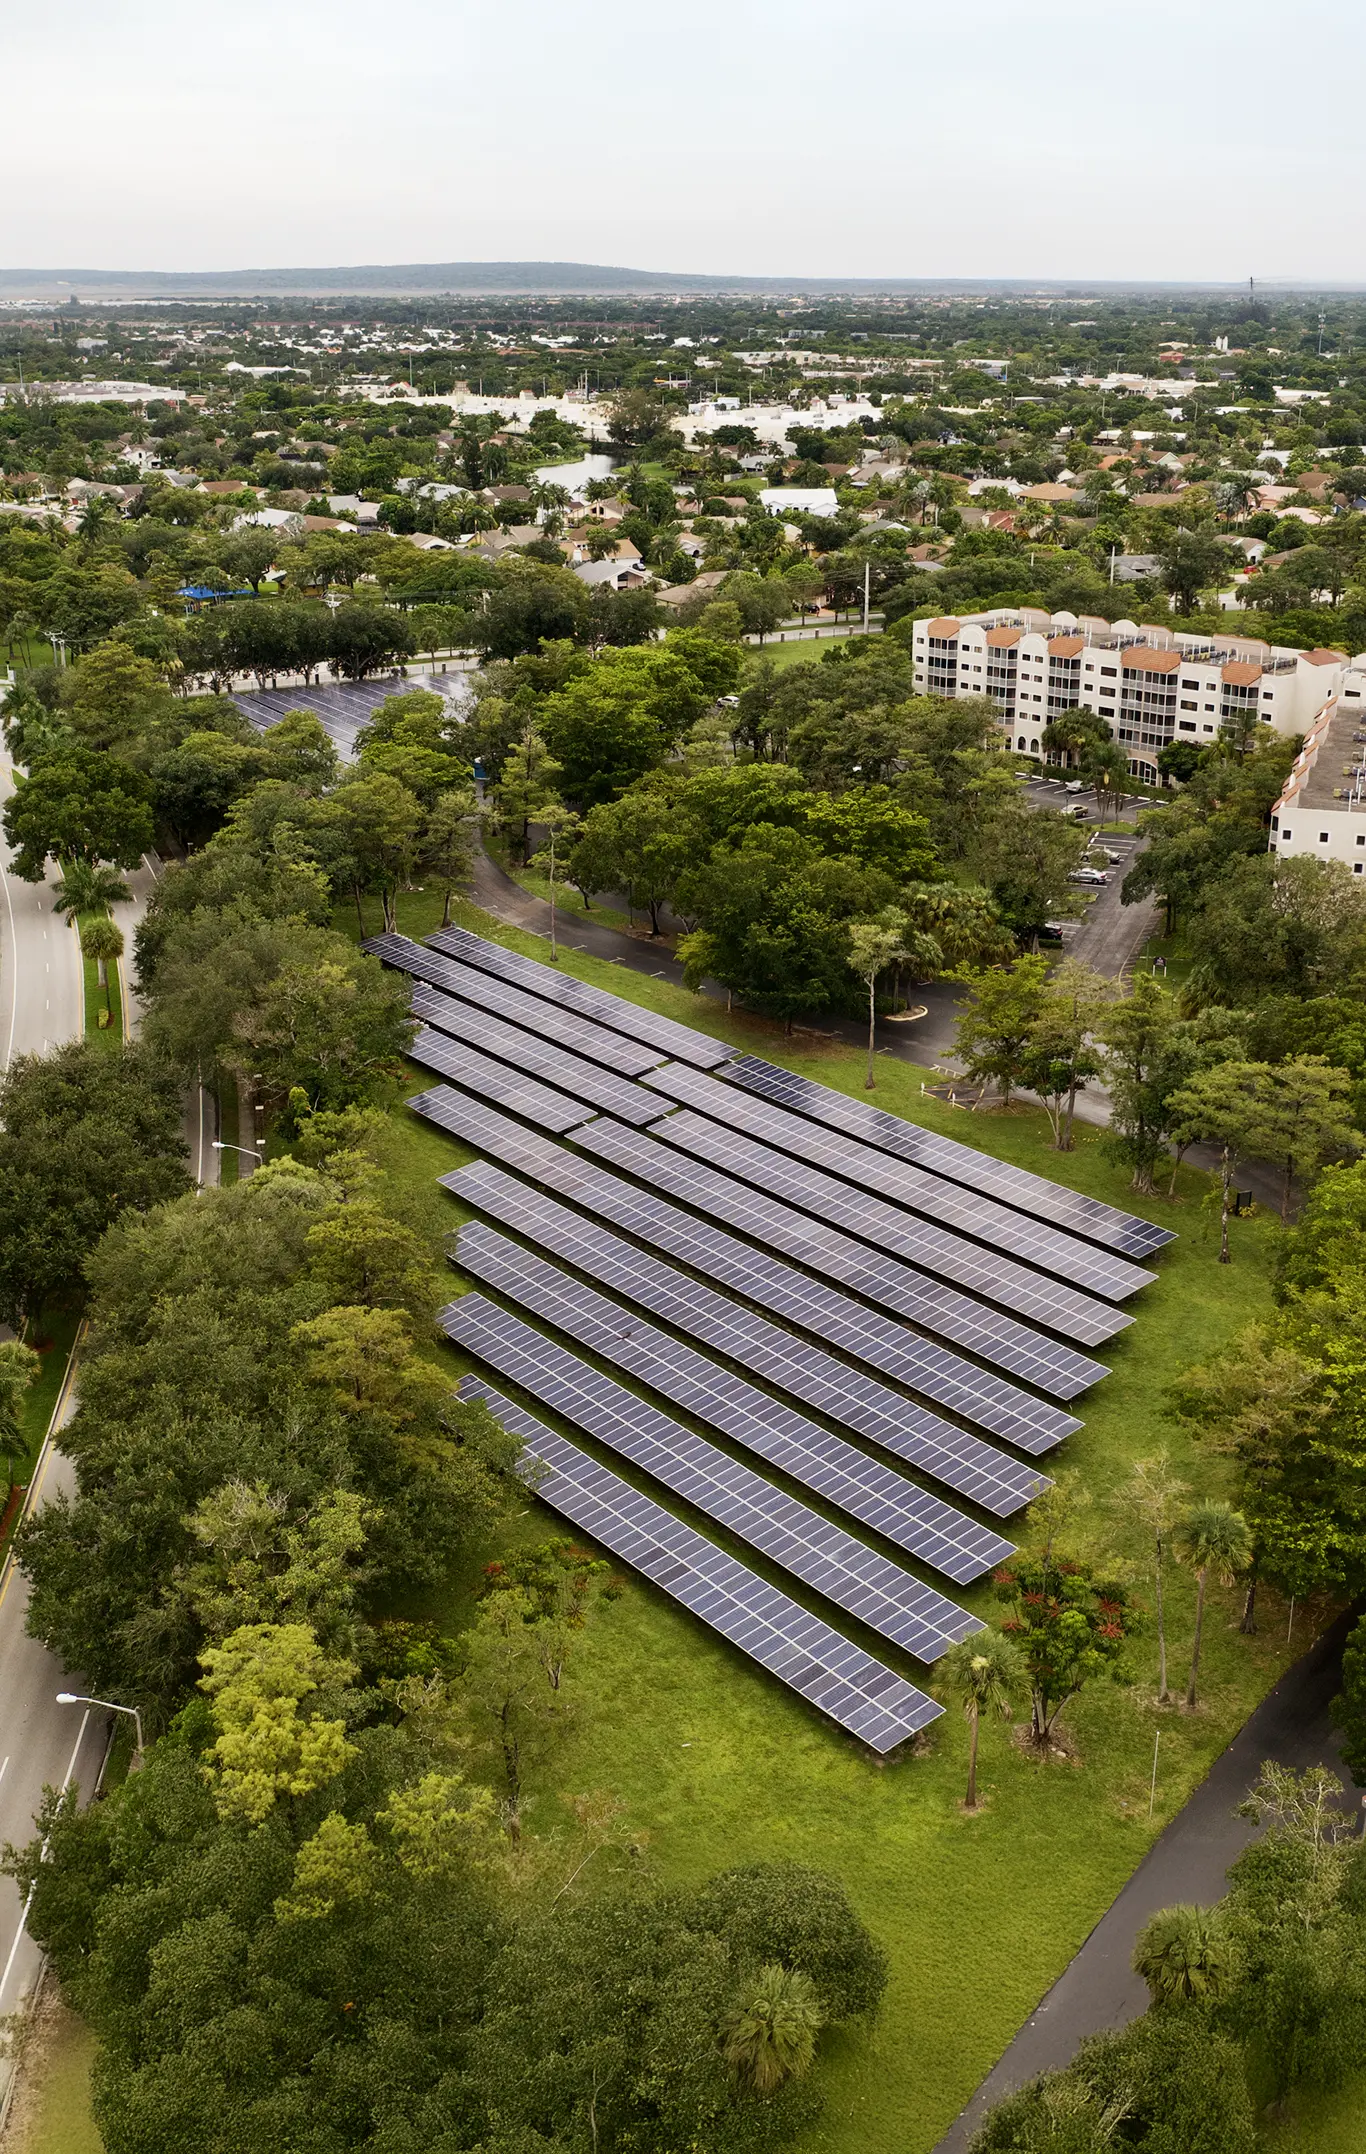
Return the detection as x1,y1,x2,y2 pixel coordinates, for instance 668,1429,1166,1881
451,1183,1045,1525
363,933,666,1076
643,1063,1153,1305
425,922,736,1069
646,1108,1129,1350
722,1055,1174,1258
426,1094,1077,1450
407,984,663,1126
462,1379,942,1751
443,1288,985,1652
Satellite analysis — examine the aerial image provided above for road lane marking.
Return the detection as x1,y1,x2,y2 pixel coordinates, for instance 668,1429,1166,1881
0,1711,90,2011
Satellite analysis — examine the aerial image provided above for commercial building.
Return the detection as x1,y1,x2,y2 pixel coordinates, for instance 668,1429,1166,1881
909,608,1359,782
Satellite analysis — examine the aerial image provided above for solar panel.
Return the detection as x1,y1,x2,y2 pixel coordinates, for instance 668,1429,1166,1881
461,1379,942,1752
721,1056,1174,1258
407,986,664,1126
443,1290,986,1653
452,1224,1018,1578
425,923,736,1069
647,1110,1130,1350
451,1182,1050,1523
643,1064,1153,1305
407,1084,1106,1397
426,1094,1078,1450
409,1076,593,1142
363,934,666,1077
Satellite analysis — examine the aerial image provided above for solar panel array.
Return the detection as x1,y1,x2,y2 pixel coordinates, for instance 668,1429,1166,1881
721,1055,1174,1258
643,1063,1153,1305
647,1109,1130,1350
409,984,663,1126
428,1094,1078,1449
462,1379,942,1751
453,1222,1016,1577
443,1289,984,1657
425,923,737,1070
452,1187,1045,1526
363,933,667,1076
406,1044,596,1135
234,673,468,764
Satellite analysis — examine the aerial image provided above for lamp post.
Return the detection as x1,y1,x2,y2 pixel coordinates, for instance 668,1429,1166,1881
212,1141,263,1167
56,1691,144,1764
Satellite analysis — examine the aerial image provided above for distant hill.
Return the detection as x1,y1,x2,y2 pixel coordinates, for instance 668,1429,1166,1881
2,262,1349,300
1,262,1360,300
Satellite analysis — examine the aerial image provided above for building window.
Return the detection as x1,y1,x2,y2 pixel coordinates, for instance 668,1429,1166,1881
1101,666,1118,676
1180,699,1198,711
1282,826,1292,839
1178,720,1196,731
1357,834,1365,846
1320,832,1330,843
1181,679,1200,690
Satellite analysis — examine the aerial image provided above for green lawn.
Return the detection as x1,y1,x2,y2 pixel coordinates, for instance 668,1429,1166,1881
1262,2077,1366,2152
80,956,122,1049
15,2000,103,2154
354,884,1342,2154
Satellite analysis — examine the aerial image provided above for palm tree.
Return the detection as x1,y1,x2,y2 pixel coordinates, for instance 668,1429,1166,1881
1114,1453,1189,1703
79,916,125,1023
720,1964,823,2094
77,492,113,545
937,1630,1023,1809
1176,1500,1252,1710
53,861,131,925
1133,1904,1230,2008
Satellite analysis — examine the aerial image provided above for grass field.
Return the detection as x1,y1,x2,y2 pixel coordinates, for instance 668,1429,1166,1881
354,883,1345,2154
1262,2076,1366,2152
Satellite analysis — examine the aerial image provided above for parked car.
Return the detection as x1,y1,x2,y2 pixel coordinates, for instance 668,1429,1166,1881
1069,867,1110,885
1089,845,1122,865
1066,803,1091,820
1037,922,1067,942
1064,779,1085,793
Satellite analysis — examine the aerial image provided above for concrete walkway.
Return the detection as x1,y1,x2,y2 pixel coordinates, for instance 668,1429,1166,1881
933,1608,1362,2150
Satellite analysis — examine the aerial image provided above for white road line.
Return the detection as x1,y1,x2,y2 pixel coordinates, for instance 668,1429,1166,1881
0,1713,90,2011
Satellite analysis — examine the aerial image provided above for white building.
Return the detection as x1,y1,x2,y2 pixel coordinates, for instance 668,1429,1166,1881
909,608,1354,782
1270,688,1366,875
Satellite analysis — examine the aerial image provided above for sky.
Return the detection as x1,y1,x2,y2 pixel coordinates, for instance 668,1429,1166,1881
4,0,1364,284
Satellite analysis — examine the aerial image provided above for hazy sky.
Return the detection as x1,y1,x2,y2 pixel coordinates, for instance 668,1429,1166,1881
5,0,1363,282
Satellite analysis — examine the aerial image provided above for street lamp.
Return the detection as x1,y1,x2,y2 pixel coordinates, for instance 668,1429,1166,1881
212,1141,263,1166
56,1691,144,1762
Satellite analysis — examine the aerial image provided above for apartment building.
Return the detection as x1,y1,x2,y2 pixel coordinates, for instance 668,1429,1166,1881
1269,693,1366,875
910,608,1357,782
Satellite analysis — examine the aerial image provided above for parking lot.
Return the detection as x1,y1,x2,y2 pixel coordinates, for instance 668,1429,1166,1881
1019,773,1159,977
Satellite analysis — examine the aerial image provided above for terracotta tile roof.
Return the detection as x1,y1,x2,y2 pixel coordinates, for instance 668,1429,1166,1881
1047,635,1084,657
925,618,962,637
984,626,1024,648
1222,661,1262,686
1121,646,1182,673
1304,647,1348,665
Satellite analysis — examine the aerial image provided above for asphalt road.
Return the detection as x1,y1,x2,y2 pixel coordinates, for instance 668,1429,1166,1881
0,761,83,1070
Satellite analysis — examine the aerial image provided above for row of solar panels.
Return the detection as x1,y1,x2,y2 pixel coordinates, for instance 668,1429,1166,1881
365,924,1170,1750
370,933,1146,1352
370,924,1171,1258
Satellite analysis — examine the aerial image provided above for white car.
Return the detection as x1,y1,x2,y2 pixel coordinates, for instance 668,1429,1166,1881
1064,779,1085,793
1069,867,1109,886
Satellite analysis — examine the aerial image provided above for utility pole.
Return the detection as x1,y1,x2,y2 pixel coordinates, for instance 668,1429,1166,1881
862,558,871,635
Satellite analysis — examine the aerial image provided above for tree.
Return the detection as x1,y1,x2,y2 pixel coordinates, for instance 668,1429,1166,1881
198,1621,357,1824
953,957,1051,1108
1082,736,1131,821
490,725,561,865
1113,1453,1189,1700
1020,959,1116,1151
459,1586,573,1844
0,1338,40,1496
79,915,124,1024
719,1964,823,2093
0,1040,190,1331
421,786,477,927
568,782,702,934
1133,1905,1231,2009
3,747,155,880
1100,972,1183,1195
995,1551,1135,1749
1158,530,1234,613
965,799,1087,946
937,1629,1023,1809
330,770,426,932
531,800,583,964
1332,1613,1366,1782
326,600,414,680
234,942,414,1109
1167,1060,1280,1261
847,911,920,1089
51,860,130,924
1175,1500,1252,1709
